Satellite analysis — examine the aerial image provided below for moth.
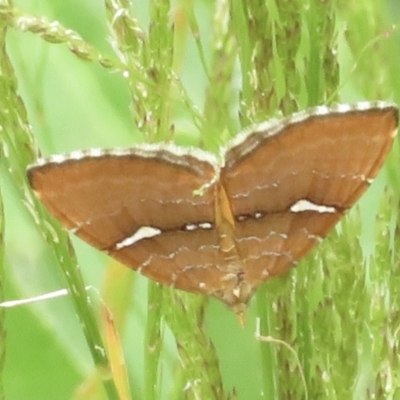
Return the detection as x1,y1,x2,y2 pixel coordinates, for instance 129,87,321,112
27,102,398,316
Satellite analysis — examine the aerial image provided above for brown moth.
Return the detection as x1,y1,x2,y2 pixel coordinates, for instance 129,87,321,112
27,102,398,316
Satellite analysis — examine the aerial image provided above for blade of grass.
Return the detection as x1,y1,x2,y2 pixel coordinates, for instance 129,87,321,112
0,7,120,399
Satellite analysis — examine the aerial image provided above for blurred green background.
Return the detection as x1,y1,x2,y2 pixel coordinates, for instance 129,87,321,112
2,1,400,399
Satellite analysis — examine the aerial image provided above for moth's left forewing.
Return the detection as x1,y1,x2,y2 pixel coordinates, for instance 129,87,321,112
28,146,224,294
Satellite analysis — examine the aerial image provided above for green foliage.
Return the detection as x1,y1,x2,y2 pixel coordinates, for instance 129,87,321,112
0,0,399,399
